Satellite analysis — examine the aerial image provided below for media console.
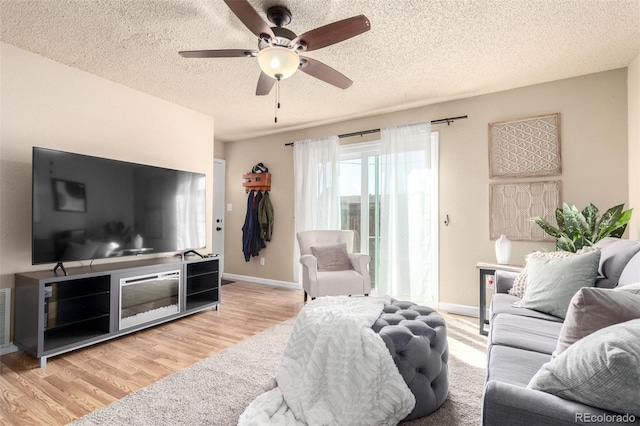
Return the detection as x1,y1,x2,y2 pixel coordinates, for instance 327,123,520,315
14,256,219,367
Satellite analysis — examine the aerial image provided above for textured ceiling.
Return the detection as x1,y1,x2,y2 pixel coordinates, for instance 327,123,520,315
1,0,639,142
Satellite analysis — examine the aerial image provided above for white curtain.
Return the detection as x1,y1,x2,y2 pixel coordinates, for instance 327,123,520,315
377,123,438,306
292,135,341,281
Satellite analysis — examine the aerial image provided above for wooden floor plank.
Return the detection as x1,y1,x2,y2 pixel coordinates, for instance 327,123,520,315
0,281,304,426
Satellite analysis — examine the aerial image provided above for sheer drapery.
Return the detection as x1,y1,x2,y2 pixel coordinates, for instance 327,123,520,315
292,135,340,281
175,173,207,250
377,123,438,306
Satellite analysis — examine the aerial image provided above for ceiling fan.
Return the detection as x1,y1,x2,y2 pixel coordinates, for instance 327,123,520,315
179,0,371,96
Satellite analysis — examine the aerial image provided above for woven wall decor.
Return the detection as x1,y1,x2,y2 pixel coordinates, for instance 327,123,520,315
489,113,561,178
490,180,561,241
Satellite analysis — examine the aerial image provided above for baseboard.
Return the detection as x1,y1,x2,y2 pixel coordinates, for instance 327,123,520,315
222,273,301,290
0,343,18,355
439,302,488,319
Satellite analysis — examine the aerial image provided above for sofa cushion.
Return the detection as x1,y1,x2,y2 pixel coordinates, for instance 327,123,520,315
490,314,563,355
487,345,551,387
516,249,600,319
311,243,353,271
594,238,640,288
555,287,640,356
490,294,563,323
619,251,640,287
507,250,577,298
529,319,640,417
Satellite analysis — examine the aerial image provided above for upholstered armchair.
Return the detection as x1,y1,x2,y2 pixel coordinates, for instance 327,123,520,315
297,230,371,302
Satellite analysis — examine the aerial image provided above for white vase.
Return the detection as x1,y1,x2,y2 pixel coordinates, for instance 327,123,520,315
133,234,143,249
495,234,511,265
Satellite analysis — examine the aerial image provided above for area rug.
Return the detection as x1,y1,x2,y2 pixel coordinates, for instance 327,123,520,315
70,314,486,426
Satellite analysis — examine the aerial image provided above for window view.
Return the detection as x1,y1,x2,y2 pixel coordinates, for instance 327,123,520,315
339,144,381,289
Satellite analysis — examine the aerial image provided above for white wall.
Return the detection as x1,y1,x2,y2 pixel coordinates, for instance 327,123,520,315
223,69,629,309
0,42,215,295
629,53,640,239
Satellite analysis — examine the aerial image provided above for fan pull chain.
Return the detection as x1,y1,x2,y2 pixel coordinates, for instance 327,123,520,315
274,76,281,123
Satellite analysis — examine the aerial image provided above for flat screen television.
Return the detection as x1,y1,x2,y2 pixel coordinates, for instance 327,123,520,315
32,147,207,269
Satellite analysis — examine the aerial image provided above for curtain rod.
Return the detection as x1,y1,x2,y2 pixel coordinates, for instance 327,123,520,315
284,115,467,146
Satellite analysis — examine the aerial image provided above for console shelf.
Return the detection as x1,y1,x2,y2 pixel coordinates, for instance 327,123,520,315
15,256,219,367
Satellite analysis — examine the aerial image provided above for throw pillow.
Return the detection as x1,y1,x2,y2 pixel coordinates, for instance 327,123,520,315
517,249,600,319
555,287,640,356
508,249,591,298
528,319,640,417
311,243,353,272
615,282,640,295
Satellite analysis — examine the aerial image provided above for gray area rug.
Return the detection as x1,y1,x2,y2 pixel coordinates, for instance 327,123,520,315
71,315,486,425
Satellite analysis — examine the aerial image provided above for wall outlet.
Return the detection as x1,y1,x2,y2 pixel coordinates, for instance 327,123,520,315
260,257,265,266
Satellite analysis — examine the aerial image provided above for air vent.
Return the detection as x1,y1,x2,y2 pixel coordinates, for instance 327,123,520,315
0,288,10,348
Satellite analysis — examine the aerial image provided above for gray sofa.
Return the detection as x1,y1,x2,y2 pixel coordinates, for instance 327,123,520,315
482,238,640,426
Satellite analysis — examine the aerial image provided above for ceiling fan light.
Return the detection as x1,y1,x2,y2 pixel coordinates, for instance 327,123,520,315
257,46,299,80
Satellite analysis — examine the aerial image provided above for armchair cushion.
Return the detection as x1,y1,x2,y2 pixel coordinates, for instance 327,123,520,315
311,243,354,271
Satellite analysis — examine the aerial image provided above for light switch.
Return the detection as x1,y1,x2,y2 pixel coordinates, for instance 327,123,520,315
226,203,232,212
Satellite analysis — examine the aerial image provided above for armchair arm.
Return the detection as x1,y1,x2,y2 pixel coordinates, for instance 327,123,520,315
495,270,520,294
300,254,319,280
348,253,371,275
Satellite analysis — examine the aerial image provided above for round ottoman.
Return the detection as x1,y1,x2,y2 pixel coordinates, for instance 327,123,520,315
372,300,449,421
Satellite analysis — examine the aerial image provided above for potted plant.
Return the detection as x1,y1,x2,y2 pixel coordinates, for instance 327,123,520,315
532,203,633,252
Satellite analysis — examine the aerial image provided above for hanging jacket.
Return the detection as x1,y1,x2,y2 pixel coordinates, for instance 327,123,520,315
257,191,274,242
252,191,266,256
241,190,257,261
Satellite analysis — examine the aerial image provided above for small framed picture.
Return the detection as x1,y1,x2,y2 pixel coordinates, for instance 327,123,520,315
52,179,86,212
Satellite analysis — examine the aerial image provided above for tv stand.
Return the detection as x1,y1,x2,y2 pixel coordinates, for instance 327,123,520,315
52,262,68,276
14,256,220,367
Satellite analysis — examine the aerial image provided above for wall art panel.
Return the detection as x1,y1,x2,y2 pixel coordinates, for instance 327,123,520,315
489,113,561,178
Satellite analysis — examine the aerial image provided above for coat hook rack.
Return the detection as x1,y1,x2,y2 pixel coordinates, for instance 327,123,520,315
243,172,271,193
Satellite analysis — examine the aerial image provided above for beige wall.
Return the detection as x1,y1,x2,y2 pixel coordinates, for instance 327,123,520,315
629,53,640,239
0,42,215,295
224,69,629,308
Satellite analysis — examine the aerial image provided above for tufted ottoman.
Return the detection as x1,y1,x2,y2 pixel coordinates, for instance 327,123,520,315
372,300,449,421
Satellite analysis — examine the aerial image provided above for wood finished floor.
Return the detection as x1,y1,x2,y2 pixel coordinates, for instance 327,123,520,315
0,281,305,426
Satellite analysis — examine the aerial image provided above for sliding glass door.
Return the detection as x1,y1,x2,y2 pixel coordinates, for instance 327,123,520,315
339,131,439,305
339,143,381,288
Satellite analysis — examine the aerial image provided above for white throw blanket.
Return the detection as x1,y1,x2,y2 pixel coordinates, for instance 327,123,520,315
238,296,415,426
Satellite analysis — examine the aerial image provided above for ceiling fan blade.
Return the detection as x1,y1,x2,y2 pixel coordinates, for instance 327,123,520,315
179,49,257,58
223,0,275,41
256,72,276,96
291,15,370,52
299,56,353,89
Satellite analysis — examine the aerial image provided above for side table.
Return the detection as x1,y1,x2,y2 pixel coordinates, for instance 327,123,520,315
476,262,523,336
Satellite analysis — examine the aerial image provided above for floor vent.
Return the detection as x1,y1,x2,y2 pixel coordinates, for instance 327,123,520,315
0,288,10,348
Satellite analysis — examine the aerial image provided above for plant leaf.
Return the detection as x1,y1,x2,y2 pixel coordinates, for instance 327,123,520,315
563,204,590,240
598,204,633,241
582,203,599,240
557,235,576,252
555,206,565,230
532,216,564,239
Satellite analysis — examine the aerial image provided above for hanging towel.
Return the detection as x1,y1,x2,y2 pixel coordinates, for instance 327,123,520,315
258,191,274,242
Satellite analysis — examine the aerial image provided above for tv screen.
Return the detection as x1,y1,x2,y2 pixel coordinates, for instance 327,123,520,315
32,147,207,265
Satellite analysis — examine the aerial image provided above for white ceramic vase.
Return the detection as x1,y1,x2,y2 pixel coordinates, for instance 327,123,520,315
133,234,143,249
495,234,511,265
